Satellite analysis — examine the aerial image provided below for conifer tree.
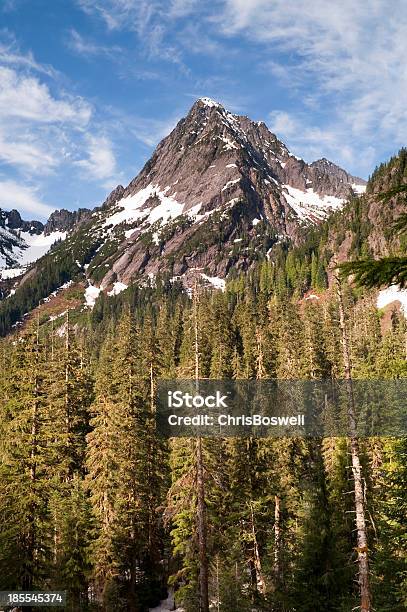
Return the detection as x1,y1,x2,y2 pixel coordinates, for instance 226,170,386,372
44,317,94,607
0,324,51,594
334,272,371,612
87,309,162,610
166,282,214,612
340,185,407,288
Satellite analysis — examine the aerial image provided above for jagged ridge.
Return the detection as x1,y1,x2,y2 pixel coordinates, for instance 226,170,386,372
0,97,366,299
78,98,365,288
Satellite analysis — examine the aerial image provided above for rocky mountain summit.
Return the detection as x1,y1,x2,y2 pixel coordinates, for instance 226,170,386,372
1,209,44,235
1,208,43,269
0,97,366,293
0,207,90,272
77,98,365,288
44,208,91,235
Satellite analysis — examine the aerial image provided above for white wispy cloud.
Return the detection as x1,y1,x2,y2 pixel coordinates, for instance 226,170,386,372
0,65,92,175
0,66,91,125
67,29,123,59
0,179,55,218
75,135,118,185
0,29,58,77
76,0,197,69
75,0,407,173
130,116,181,147
0,129,58,173
0,33,122,191
77,0,200,30
168,0,200,18
268,110,374,174
180,23,224,56
77,0,156,32
103,106,181,148
218,0,407,172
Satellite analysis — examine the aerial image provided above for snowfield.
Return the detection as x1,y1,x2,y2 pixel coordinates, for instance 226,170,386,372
352,183,367,194
84,284,101,308
200,273,226,291
107,281,128,296
17,230,66,265
377,285,407,317
104,184,184,230
0,267,24,279
0,230,66,276
283,185,344,222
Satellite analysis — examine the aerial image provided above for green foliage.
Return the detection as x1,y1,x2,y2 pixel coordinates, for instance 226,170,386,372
339,174,407,289
0,273,406,610
340,257,407,289
1,149,407,611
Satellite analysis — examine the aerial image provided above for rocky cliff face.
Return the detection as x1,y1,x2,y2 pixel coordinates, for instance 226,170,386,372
74,98,365,289
121,98,364,222
0,206,90,273
2,209,44,234
44,208,91,235
1,98,367,291
0,209,41,268
323,148,407,265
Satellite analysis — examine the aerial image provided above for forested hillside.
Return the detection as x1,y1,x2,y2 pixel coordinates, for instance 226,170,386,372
0,99,367,338
0,150,406,612
1,262,406,611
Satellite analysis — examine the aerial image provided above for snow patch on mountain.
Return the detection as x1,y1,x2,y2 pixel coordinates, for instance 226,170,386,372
200,273,226,291
0,229,66,274
0,268,24,279
199,97,222,108
377,285,407,317
352,183,367,194
218,135,239,151
186,202,203,219
18,231,66,265
104,184,184,230
283,185,344,222
107,281,128,296
222,179,240,191
42,280,73,304
84,284,101,308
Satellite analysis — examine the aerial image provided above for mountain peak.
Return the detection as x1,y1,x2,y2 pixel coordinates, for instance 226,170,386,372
67,100,366,290
1,100,367,293
196,97,224,109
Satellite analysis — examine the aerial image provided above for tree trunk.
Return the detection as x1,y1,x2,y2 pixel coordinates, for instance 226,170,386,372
26,390,38,593
256,328,266,379
250,501,266,596
334,273,371,612
194,282,209,612
65,311,71,465
274,495,281,586
196,436,209,612
24,323,41,611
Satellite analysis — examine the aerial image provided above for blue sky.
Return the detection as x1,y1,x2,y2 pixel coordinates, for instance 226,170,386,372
0,0,406,220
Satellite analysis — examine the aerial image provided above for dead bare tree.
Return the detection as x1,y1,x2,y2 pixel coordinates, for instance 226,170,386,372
193,281,209,612
334,269,371,612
